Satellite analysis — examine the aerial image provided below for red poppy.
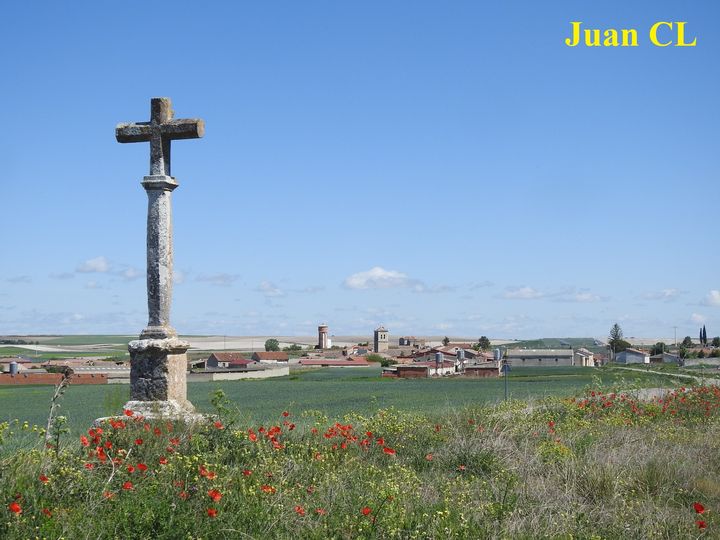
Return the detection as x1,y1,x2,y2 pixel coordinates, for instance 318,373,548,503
104,440,112,449
169,437,180,446
242,469,252,476
103,491,114,499
214,421,224,430
159,457,168,465
208,489,222,502
143,423,150,432
694,502,706,514
458,465,466,471
294,505,305,516
122,481,133,490
80,435,90,447
42,508,52,517
126,465,136,474
425,453,433,461
248,431,258,442
206,471,217,480
361,506,372,516
366,431,373,437
137,463,148,472
434,424,442,432
697,520,707,530
8,502,21,514
261,484,276,494
39,474,49,484
123,409,134,417
179,491,189,500
548,420,555,428
307,485,315,494
153,427,162,436
84,463,94,470
383,447,396,455
376,437,385,446
134,438,143,445
315,507,327,515
282,411,290,417
207,508,218,518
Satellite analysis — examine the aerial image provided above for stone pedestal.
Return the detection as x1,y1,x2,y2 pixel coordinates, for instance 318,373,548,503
123,337,202,420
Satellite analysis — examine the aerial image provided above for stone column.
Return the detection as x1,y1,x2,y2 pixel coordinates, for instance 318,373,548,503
124,174,195,418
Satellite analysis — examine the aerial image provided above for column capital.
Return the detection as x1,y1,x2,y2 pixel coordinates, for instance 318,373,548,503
142,175,179,191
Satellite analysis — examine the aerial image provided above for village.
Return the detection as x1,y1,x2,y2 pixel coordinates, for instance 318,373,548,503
2,323,719,387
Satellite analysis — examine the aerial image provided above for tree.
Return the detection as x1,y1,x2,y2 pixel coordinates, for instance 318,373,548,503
682,336,693,348
703,325,708,345
264,338,280,352
442,336,450,346
366,353,392,367
697,349,706,359
477,336,491,351
712,336,720,348
608,323,625,354
649,342,667,356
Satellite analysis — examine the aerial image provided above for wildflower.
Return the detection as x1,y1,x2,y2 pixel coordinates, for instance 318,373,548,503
42,508,52,517
159,457,168,465
137,463,148,472
179,491,189,500
143,423,150,431
307,485,315,494
134,438,143,445
361,506,372,516
383,446,396,455
169,437,180,446
8,502,21,514
694,502,706,514
207,508,218,518
126,465,136,474
282,411,290,417
366,431,373,437
153,427,162,436
548,420,555,428
214,420,224,430
434,424,441,432
104,440,112,449
376,437,385,446
294,505,305,516
311,427,318,434
697,520,707,530
425,453,433,461
208,489,222,502
242,469,252,476
458,465,466,471
80,435,90,447
261,484,276,494
39,474,49,484
103,491,114,499
124,409,134,417
206,471,217,480
122,481,133,490
315,507,327,515
248,430,258,442
288,423,295,430
84,463,94,470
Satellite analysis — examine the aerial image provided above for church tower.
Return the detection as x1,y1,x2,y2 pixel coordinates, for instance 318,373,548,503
373,325,389,353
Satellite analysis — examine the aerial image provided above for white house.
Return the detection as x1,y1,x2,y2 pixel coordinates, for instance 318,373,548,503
615,348,649,364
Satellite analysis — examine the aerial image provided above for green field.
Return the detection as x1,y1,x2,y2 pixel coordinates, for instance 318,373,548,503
0,366,677,434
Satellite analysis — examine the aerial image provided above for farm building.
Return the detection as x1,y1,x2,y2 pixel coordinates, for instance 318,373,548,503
505,349,575,366
299,357,371,368
251,351,289,363
464,364,500,377
573,348,596,367
615,348,649,364
206,352,255,369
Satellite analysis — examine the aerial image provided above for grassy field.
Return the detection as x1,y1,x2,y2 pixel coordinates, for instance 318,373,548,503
0,366,677,434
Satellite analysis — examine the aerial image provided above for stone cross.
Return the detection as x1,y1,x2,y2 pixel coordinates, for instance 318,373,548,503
115,97,204,418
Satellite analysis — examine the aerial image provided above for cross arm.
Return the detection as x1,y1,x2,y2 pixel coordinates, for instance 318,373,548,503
116,122,153,143
160,119,205,140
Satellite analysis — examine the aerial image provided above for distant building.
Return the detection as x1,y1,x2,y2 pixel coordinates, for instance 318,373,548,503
374,326,389,353
615,348,649,364
206,352,254,369
574,348,596,367
299,357,370,368
252,351,289,363
398,336,426,348
505,349,575,366
317,325,329,350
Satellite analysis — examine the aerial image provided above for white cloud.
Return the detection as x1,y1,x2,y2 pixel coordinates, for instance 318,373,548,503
256,281,284,297
704,290,720,306
173,270,186,285
344,267,413,290
121,267,141,281
691,313,707,324
642,288,681,301
502,286,544,300
6,275,31,284
196,273,239,287
77,256,110,273
85,281,101,289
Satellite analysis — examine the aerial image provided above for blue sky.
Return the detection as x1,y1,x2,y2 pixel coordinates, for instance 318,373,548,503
1,1,718,340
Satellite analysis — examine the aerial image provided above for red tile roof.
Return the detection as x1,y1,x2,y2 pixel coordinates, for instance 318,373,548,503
252,352,289,361
209,352,249,363
299,358,370,367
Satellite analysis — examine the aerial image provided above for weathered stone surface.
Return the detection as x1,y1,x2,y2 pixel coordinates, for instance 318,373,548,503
128,338,192,408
